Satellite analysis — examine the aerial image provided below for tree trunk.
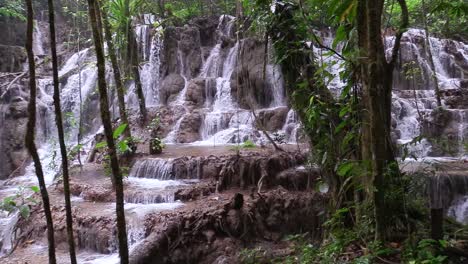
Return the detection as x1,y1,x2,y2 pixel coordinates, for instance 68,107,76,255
431,208,444,240
87,0,129,263
100,1,132,138
24,1,57,263
357,0,407,241
129,31,147,123
47,0,77,262
124,0,147,123
422,0,442,107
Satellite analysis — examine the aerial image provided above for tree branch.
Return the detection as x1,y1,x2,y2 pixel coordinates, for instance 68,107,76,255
389,0,409,67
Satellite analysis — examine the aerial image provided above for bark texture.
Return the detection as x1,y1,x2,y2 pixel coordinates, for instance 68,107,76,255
24,0,57,262
47,0,77,262
87,0,129,262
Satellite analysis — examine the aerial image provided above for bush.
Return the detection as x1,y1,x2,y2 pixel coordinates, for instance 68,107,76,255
149,137,164,154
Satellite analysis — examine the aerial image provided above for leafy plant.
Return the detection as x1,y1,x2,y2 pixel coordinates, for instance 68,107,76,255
0,0,26,20
149,137,164,155
0,186,40,219
404,239,449,264
239,247,266,264
241,140,256,148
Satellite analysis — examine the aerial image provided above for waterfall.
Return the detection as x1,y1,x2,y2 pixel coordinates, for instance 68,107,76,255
33,21,45,56
163,44,190,143
448,196,468,224
129,159,174,180
267,64,287,107
140,30,163,106
282,109,300,143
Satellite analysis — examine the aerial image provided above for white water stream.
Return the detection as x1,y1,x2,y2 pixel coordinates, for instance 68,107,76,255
1,15,468,262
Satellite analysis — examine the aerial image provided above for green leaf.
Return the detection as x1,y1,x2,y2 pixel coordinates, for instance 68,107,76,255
113,123,128,139
95,141,108,149
118,141,129,152
19,205,30,219
337,162,355,177
30,186,40,193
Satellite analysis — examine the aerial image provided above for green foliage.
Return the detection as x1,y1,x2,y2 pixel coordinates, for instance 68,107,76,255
403,239,449,264
113,123,128,139
0,0,25,21
149,137,164,154
146,115,161,137
385,0,467,39
96,123,137,155
239,247,267,264
0,186,39,220
241,140,256,148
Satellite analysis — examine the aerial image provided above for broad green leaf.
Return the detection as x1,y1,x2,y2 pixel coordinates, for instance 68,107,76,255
113,123,128,139
118,141,129,152
337,162,354,177
95,141,108,149
30,186,39,193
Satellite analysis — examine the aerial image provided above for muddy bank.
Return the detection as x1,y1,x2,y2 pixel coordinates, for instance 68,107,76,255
130,188,326,264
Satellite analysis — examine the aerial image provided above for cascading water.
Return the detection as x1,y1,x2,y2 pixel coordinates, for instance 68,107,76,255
33,21,45,56
136,14,164,107
129,158,173,180
1,12,468,262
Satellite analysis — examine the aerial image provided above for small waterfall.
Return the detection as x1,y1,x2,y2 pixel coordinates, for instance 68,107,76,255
163,45,190,143
129,159,174,180
282,109,300,143
456,110,467,156
125,190,175,204
33,21,45,56
267,64,286,107
448,196,468,224
141,29,163,106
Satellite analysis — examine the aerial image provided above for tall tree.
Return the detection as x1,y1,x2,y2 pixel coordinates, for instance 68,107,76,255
24,0,57,263
87,0,129,262
124,0,147,123
47,0,77,262
356,0,408,241
422,0,442,107
100,2,132,138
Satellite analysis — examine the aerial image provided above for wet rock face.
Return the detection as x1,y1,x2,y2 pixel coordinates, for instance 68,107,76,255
0,83,28,179
422,108,468,156
257,107,289,131
191,16,221,47
230,39,274,109
185,78,209,107
160,73,185,104
0,45,26,72
160,25,203,81
176,112,202,143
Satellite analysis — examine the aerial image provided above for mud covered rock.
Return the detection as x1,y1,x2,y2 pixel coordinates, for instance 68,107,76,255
129,188,326,264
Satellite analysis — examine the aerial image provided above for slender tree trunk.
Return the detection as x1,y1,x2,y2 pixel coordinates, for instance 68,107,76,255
357,0,408,241
24,1,57,263
422,0,442,107
100,4,132,138
87,0,129,263
47,0,77,263
130,31,147,123
124,0,147,123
